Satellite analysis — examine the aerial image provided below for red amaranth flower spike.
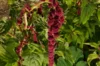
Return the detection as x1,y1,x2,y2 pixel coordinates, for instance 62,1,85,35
24,3,31,11
48,1,64,66
17,3,31,25
17,18,22,25
48,0,59,8
16,1,64,66
29,26,38,43
33,32,38,43
20,3,31,17
16,36,28,66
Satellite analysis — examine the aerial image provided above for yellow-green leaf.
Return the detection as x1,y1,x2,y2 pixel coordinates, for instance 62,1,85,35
87,52,99,66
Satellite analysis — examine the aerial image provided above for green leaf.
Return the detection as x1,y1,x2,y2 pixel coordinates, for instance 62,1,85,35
4,38,18,59
84,42,99,49
0,56,6,66
55,51,64,58
81,0,88,7
0,38,18,63
63,0,73,7
0,44,9,62
80,3,95,24
76,61,87,66
22,43,46,66
8,0,15,5
22,53,45,66
0,20,13,35
96,61,100,66
69,46,84,63
64,46,84,65
97,8,100,21
87,52,99,66
5,62,18,66
57,57,71,66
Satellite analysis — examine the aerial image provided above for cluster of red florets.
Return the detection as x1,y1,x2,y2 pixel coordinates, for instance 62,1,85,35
16,3,38,66
17,3,31,25
16,26,38,66
48,0,64,66
16,0,64,66
16,35,28,66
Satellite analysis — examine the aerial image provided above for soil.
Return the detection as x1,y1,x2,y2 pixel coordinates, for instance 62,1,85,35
0,0,9,18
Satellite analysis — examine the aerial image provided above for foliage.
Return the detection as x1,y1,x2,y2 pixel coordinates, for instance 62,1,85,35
0,0,100,66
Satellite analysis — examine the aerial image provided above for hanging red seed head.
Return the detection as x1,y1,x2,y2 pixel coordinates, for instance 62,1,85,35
29,26,38,43
16,1,64,66
47,0,64,66
33,32,38,43
17,18,22,25
17,3,31,25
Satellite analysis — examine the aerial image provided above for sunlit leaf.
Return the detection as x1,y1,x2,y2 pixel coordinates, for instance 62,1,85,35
84,42,99,49
63,0,73,7
87,52,99,66
96,61,100,66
